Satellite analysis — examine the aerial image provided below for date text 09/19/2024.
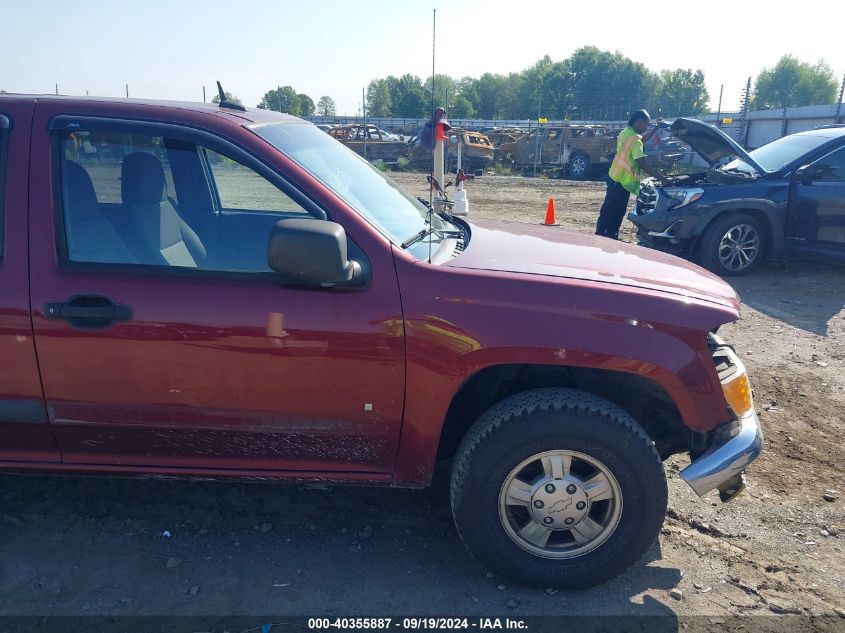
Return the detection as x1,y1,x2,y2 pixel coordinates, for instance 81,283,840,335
307,618,528,630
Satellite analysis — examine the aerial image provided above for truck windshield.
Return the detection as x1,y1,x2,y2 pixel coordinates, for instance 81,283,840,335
722,133,830,173
252,122,451,254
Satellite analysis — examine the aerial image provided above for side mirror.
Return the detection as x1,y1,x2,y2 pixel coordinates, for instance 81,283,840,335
795,164,814,185
267,219,364,287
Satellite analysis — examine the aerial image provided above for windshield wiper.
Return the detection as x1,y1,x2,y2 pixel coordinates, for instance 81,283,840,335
401,226,463,249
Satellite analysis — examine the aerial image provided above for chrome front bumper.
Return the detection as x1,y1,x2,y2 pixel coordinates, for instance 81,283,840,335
679,410,763,498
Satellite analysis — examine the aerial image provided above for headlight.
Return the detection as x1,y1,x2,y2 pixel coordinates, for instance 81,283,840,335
663,187,703,210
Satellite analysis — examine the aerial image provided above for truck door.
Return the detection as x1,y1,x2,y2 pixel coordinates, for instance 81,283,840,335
0,100,61,462
788,145,845,254
27,103,405,473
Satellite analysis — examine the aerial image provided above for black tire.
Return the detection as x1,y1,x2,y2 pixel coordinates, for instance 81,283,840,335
567,153,591,179
451,388,667,589
698,213,766,276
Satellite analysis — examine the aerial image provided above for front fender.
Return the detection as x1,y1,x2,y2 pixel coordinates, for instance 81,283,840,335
390,257,737,486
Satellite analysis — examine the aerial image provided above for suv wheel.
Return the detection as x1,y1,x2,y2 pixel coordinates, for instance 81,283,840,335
699,213,765,276
451,388,667,589
567,153,591,179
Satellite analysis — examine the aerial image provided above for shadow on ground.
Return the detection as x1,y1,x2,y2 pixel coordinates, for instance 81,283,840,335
729,260,845,336
0,472,681,618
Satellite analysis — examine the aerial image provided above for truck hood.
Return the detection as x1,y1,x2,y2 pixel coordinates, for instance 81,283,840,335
447,219,740,310
670,117,765,175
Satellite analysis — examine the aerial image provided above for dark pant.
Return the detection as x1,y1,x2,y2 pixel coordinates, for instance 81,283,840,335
595,177,631,239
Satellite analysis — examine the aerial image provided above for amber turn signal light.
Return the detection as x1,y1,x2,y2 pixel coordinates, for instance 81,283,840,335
722,371,753,417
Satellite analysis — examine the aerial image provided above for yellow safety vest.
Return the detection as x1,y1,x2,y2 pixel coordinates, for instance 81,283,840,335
609,127,645,195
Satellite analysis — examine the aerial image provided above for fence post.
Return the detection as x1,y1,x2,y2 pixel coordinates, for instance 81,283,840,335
715,84,723,127
835,72,845,124
739,77,752,148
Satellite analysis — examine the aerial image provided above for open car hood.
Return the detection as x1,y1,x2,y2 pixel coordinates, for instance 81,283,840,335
670,118,765,174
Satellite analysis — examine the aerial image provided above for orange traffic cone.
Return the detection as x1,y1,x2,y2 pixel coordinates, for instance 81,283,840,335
541,197,559,226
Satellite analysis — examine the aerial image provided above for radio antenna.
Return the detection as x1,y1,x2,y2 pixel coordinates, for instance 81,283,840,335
215,81,246,112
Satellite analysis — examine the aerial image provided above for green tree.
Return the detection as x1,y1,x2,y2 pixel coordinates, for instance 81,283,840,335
366,79,393,117
567,47,658,120
298,94,315,116
471,73,507,118
449,93,476,118
257,86,301,115
654,69,709,116
754,55,838,109
540,60,573,120
211,91,241,105
423,74,458,110
391,74,427,118
316,96,337,117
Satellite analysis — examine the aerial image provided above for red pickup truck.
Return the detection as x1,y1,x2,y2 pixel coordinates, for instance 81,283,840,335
0,94,762,589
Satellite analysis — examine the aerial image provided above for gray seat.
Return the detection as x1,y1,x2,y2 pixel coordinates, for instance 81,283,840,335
63,161,137,264
118,152,206,267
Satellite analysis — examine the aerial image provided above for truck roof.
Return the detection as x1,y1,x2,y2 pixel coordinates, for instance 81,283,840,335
0,93,302,126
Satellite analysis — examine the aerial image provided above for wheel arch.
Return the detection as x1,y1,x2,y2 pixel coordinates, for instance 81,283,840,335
434,363,689,466
694,203,786,259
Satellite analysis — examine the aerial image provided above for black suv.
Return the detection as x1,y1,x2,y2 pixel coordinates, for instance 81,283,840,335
629,119,845,275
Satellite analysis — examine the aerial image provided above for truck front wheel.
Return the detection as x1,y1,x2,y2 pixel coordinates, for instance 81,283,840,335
450,388,667,589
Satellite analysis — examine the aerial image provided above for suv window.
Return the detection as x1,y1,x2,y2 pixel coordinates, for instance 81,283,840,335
58,129,311,273
812,146,845,181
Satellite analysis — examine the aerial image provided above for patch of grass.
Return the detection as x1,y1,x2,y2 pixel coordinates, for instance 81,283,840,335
488,163,514,176
393,157,414,172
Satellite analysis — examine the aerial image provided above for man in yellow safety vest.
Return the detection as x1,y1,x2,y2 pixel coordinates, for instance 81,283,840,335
595,110,668,239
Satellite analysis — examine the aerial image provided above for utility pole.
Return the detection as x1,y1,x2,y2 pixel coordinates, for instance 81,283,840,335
55,83,58,95
715,84,723,127
203,85,206,103
835,72,845,124
125,84,129,98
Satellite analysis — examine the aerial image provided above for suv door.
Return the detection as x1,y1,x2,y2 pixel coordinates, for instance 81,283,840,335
0,101,62,462
788,145,845,256
27,104,405,473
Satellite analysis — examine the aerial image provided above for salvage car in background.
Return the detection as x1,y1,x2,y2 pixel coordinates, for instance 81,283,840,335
484,127,526,163
499,124,616,179
630,119,845,275
329,123,408,164
407,128,494,172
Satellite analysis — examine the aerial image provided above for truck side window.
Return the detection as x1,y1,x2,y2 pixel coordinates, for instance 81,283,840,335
203,148,309,215
58,129,310,274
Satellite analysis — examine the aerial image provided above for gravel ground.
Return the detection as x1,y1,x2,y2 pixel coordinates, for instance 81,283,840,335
1,171,843,623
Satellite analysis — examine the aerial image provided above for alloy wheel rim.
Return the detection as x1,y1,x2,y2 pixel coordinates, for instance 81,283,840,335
498,450,623,559
571,157,587,175
718,223,760,271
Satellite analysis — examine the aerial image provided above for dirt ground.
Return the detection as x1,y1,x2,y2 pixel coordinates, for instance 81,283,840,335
1,172,844,623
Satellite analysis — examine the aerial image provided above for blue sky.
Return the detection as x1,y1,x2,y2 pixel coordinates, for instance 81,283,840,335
2,0,842,115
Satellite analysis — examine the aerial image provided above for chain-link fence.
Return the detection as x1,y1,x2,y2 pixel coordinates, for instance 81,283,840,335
307,101,844,180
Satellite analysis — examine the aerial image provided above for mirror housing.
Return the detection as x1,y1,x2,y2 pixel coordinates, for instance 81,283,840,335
795,164,814,185
267,219,364,287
